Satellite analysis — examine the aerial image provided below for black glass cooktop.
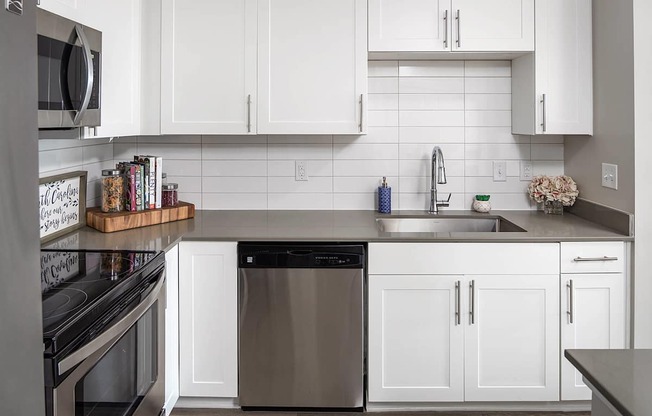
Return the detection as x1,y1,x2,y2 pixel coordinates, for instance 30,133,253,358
40,250,163,355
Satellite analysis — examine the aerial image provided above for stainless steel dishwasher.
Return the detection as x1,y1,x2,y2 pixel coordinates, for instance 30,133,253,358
238,243,365,410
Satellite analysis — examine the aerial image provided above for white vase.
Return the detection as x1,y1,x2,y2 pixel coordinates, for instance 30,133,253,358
472,200,491,213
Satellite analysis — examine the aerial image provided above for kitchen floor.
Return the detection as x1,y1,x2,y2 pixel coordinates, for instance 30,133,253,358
171,410,590,416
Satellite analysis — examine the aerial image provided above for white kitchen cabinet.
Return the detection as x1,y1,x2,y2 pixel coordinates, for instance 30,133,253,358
82,0,142,139
368,0,533,52
38,0,143,139
560,274,625,400
368,243,560,404
512,0,593,135
164,245,180,412
465,275,559,402
178,242,238,398
160,0,257,135
559,241,626,401
368,274,464,402
257,0,367,134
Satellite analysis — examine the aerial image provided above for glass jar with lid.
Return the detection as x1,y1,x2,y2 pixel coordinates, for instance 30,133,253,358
162,183,178,207
101,169,124,213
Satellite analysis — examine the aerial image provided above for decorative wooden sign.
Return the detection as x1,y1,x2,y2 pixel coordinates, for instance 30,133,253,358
39,171,87,243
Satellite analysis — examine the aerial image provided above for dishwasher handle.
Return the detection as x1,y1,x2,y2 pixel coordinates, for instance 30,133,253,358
288,250,313,256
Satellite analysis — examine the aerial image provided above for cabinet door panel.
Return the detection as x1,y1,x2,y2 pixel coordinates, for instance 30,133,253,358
161,0,257,134
453,0,534,52
369,0,451,52
369,275,464,402
179,242,238,397
561,274,625,400
535,0,592,135
258,0,367,134
164,245,180,412
465,275,559,401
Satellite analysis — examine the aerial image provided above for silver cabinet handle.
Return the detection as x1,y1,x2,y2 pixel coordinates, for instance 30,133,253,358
443,10,449,48
73,24,94,126
567,279,574,324
469,279,475,325
540,94,547,133
359,94,364,133
247,94,252,133
573,256,619,262
455,10,461,47
455,280,461,325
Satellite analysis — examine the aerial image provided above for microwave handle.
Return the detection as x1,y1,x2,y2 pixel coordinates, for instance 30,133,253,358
57,273,164,375
72,24,94,125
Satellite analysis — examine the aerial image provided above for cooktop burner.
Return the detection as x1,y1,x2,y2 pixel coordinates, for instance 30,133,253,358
41,250,163,355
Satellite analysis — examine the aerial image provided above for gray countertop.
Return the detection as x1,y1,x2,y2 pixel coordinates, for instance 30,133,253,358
43,209,632,252
565,349,652,416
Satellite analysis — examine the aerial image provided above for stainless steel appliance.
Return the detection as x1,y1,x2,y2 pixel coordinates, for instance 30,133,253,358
0,3,45,415
37,9,101,129
41,250,165,416
238,243,365,410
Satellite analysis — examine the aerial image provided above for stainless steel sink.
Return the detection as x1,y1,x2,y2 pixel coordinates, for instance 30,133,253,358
376,216,526,233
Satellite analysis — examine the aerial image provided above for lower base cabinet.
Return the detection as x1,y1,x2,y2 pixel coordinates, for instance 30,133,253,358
178,242,238,397
164,245,180,412
369,273,559,403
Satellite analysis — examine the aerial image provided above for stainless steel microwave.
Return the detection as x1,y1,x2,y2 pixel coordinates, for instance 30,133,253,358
37,9,101,129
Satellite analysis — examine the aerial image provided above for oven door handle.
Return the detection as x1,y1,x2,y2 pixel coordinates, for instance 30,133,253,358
58,274,164,375
72,24,94,125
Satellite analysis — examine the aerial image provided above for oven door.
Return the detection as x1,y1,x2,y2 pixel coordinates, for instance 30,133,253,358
46,273,165,416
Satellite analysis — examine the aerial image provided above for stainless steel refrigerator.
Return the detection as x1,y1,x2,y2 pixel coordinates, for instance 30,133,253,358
0,2,46,415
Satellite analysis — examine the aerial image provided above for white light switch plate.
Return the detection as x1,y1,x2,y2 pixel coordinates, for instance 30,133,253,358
493,161,506,182
520,161,533,181
602,163,618,190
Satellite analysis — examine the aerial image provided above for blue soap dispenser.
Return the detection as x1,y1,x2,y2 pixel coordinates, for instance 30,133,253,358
378,177,391,214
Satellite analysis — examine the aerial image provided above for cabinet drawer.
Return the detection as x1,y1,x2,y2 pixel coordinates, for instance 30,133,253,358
561,242,625,273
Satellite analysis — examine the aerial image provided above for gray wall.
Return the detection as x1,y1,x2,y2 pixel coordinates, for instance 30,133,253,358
564,0,635,214
0,2,46,415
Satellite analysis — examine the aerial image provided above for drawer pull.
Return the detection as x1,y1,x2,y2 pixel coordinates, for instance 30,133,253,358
573,256,618,262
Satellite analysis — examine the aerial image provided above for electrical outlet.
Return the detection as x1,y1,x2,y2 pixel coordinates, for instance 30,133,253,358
520,161,533,181
295,160,308,181
493,161,506,182
602,163,618,190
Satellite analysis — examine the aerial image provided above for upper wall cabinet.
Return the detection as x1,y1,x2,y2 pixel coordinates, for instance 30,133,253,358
369,0,534,52
160,0,257,135
38,0,143,139
257,0,368,134
512,0,593,135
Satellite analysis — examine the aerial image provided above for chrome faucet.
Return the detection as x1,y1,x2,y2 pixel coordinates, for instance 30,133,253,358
429,146,450,213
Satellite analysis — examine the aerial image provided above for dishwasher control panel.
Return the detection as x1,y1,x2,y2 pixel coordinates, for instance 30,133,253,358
238,244,365,269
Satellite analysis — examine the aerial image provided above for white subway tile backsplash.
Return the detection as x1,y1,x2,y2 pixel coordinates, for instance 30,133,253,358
37,60,563,212
399,94,464,111
400,110,465,127
399,78,465,94
399,127,465,143
333,143,398,160
368,94,399,111
369,77,399,93
464,61,511,77
368,110,399,127
368,61,399,77
268,177,333,193
399,61,464,77
333,160,399,177
268,160,333,177
465,110,512,127
202,160,267,177
465,94,511,111
202,177,267,193
268,193,333,210
465,77,512,94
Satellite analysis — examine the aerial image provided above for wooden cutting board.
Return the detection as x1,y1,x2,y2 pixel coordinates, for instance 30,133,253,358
86,201,195,233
